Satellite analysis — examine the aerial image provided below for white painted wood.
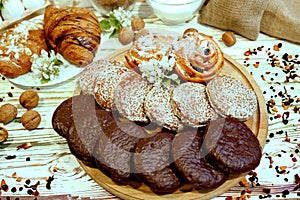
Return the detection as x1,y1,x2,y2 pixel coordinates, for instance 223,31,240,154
0,1,299,199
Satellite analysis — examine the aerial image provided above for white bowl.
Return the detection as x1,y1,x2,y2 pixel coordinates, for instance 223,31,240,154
146,0,205,25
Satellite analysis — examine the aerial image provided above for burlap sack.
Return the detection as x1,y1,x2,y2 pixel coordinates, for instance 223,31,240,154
261,1,300,44
199,0,300,43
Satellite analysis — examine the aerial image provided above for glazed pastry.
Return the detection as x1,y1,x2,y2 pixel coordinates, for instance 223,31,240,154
144,86,182,131
114,70,151,123
204,118,262,173
44,6,101,66
133,132,182,194
170,29,224,83
172,129,229,189
52,94,99,139
171,82,218,127
0,22,49,78
125,32,175,70
93,120,146,187
93,60,128,111
52,94,107,166
206,75,257,121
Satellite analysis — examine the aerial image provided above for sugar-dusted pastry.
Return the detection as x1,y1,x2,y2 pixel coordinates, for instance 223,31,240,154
0,21,49,78
206,75,257,121
125,32,175,69
44,5,101,66
170,29,224,83
171,82,218,127
144,86,182,131
79,59,125,95
114,70,151,123
93,60,128,111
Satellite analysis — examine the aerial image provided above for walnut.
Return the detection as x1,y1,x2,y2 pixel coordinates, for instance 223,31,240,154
21,110,41,130
19,90,39,109
0,127,8,143
0,103,18,124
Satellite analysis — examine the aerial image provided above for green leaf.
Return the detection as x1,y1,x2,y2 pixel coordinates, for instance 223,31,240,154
174,78,181,85
53,58,63,66
100,19,111,31
109,13,115,18
162,79,171,87
41,76,50,84
109,17,121,29
109,28,119,38
14,118,21,123
0,0,4,10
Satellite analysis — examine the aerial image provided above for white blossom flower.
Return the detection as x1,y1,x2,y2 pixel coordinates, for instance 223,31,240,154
109,7,132,27
139,55,180,87
30,50,65,84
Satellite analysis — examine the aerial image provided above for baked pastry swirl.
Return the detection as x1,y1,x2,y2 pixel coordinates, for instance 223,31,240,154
43,6,101,66
125,32,175,70
170,29,224,83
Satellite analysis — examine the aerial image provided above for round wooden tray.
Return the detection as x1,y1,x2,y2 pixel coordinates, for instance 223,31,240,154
78,47,268,200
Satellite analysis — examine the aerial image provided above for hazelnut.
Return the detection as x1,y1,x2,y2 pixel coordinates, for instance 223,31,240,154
0,127,8,143
0,103,18,124
222,31,236,47
131,18,145,31
21,110,41,130
19,90,39,109
118,27,134,45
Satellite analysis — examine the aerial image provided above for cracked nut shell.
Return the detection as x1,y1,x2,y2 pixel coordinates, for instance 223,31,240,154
0,127,8,143
19,90,39,109
21,110,41,130
0,103,18,124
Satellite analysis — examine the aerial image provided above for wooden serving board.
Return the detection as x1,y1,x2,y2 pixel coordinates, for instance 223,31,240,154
78,47,269,200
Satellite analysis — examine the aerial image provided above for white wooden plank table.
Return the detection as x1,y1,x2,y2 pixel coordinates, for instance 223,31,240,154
0,1,299,199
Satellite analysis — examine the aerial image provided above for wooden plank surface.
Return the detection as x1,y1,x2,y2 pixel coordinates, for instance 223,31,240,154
0,1,299,199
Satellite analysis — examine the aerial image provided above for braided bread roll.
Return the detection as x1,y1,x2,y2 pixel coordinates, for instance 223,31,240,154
44,6,101,66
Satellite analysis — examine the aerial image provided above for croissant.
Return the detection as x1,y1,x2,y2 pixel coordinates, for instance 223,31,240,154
44,6,101,66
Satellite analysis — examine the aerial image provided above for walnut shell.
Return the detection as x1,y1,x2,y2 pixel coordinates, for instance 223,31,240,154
19,90,39,109
0,127,8,143
21,110,41,130
0,103,18,124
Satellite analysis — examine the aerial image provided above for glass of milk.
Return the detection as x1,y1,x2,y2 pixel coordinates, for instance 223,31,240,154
146,0,205,25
